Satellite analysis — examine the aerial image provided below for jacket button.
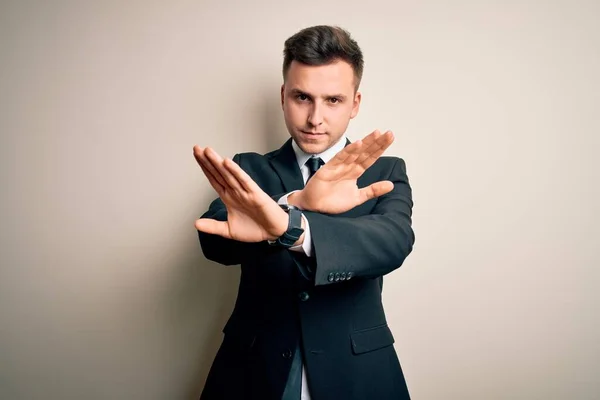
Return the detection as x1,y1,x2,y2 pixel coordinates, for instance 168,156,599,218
327,273,335,282
282,349,292,359
347,271,353,280
334,272,341,281
340,272,347,280
299,291,310,301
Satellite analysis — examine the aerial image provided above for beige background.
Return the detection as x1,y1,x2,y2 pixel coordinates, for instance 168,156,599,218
1,0,598,399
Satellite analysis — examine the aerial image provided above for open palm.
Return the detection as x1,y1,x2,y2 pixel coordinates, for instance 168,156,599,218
194,146,288,242
290,130,395,214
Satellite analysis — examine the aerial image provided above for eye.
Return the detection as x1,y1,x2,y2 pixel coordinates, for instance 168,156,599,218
296,94,309,101
329,97,340,104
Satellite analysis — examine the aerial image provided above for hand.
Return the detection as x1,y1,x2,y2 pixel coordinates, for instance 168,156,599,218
193,146,291,243
288,130,395,214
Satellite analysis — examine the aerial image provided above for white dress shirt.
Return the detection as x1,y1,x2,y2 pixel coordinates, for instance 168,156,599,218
277,135,347,400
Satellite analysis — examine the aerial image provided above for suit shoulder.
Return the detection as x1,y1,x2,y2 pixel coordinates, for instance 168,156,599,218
229,151,277,180
376,155,405,165
232,151,270,165
372,156,408,173
234,145,289,166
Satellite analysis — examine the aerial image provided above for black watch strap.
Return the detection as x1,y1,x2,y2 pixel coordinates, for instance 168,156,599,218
271,205,304,248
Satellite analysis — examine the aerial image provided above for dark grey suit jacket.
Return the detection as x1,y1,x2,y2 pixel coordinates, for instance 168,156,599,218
198,138,415,400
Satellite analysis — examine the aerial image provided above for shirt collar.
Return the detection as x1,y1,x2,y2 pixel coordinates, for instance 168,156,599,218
291,134,347,169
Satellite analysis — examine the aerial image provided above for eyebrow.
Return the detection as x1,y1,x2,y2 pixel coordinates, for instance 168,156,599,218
289,88,347,101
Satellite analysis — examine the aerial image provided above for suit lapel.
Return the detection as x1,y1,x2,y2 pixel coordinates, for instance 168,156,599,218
268,138,305,192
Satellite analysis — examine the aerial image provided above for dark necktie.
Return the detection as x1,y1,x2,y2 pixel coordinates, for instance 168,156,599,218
306,157,324,183
281,158,323,400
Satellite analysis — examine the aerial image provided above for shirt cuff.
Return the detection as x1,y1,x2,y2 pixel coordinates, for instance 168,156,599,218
277,190,300,206
289,213,312,257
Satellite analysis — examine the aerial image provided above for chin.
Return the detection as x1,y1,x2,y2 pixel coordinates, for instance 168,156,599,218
297,141,328,155
292,132,325,153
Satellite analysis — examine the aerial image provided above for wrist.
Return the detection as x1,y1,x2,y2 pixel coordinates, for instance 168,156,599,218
268,208,289,241
267,205,305,247
288,190,305,210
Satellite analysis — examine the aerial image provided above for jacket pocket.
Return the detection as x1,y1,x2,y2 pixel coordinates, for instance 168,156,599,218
350,324,395,355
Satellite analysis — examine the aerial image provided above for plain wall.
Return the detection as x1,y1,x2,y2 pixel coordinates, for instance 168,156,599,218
1,0,598,399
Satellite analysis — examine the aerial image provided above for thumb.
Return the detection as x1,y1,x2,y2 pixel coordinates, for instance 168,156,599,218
358,181,394,203
195,218,231,238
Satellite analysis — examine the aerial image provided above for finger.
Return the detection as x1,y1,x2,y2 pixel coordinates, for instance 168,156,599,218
198,158,225,194
331,139,365,168
342,139,366,166
364,131,394,165
358,181,394,203
193,145,203,161
327,139,364,167
362,130,393,158
223,158,262,193
195,218,231,238
194,146,226,192
205,148,244,192
359,129,382,147
356,131,394,167
193,145,208,170
196,147,228,189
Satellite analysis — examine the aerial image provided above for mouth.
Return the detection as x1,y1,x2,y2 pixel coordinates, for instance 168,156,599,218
300,130,326,136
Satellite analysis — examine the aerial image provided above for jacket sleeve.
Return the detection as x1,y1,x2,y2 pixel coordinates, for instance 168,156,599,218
302,158,415,286
197,153,270,266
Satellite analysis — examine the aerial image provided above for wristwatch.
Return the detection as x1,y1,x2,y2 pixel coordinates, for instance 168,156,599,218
268,204,305,248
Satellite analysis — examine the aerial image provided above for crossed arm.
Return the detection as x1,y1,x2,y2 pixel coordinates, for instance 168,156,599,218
194,130,414,282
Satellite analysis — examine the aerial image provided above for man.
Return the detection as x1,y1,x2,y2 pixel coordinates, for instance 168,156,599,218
194,25,414,400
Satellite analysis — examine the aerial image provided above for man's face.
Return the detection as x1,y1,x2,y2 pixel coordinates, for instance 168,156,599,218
281,60,361,154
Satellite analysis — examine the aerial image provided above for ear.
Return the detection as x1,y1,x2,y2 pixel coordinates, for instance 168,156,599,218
280,84,285,109
350,91,362,119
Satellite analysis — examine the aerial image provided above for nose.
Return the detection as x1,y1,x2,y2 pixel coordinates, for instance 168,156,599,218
308,103,323,127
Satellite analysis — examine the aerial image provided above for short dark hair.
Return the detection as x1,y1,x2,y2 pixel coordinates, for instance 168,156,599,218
283,25,364,90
